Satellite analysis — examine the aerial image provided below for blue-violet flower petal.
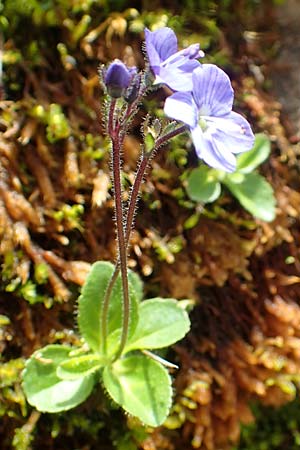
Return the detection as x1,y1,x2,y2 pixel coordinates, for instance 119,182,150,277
164,64,255,172
144,27,203,91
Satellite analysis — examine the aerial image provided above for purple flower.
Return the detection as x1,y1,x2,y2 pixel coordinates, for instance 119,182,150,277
144,27,204,92
105,59,137,98
164,64,255,172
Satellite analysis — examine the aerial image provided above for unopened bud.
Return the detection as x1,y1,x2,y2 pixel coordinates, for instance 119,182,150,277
104,59,136,98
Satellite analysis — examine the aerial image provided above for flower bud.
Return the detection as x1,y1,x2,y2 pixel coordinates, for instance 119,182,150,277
104,59,136,98
124,73,141,103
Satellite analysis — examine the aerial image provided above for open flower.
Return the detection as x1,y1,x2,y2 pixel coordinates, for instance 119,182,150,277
144,27,204,91
104,59,137,98
164,64,255,172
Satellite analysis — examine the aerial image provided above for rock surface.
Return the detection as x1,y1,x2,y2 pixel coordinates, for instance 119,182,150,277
271,0,300,140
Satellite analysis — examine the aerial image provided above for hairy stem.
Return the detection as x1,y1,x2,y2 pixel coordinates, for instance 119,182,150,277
108,98,116,136
101,98,130,356
111,131,130,359
101,125,187,352
124,124,186,245
101,95,186,357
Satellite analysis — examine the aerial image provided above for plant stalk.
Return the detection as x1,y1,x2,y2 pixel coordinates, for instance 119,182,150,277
111,130,131,359
102,96,186,357
101,99,130,356
101,125,187,356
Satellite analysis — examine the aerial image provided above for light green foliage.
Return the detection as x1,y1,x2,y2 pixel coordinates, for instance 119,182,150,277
0,314,10,326
236,133,271,173
18,281,38,304
224,172,275,222
186,165,221,203
46,104,71,143
0,358,26,420
52,203,84,230
23,261,191,426
1,0,101,30
22,345,94,412
125,298,190,351
111,419,148,450
4,278,51,306
0,358,24,389
0,251,52,305
57,354,108,380
12,425,34,450
185,134,276,222
103,355,172,427
34,263,49,285
81,133,110,161
77,261,139,353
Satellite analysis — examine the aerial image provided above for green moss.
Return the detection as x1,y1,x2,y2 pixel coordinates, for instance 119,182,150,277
235,400,300,450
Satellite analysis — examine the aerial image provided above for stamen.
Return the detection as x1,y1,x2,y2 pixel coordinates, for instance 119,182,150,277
199,117,208,132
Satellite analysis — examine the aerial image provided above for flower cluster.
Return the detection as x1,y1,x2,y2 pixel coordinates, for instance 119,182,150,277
103,26,254,173
144,27,254,172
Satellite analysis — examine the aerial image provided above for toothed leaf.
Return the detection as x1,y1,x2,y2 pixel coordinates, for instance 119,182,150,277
125,298,190,351
22,345,94,412
103,355,172,426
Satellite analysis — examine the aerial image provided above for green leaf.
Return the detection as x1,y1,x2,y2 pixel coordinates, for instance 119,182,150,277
144,132,155,153
128,270,143,302
103,355,172,427
237,133,271,174
77,261,139,353
22,345,94,412
224,172,276,222
126,298,190,352
105,328,122,358
186,166,221,203
57,354,107,380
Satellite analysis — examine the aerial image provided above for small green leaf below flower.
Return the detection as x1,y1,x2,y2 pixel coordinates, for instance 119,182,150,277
223,172,276,222
22,345,94,413
186,165,221,203
236,133,271,174
184,134,276,222
102,354,172,427
125,298,190,352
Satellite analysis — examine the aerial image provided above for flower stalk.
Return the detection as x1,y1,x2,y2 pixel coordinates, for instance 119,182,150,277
101,99,130,357
101,122,186,356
